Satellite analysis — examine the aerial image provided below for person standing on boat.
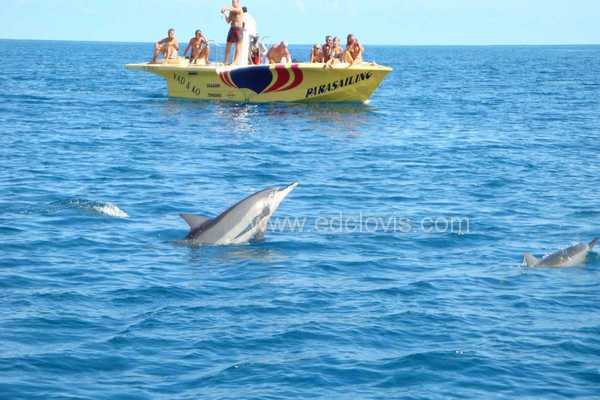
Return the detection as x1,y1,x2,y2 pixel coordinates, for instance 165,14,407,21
184,30,210,65
221,0,244,65
151,29,179,64
239,6,257,66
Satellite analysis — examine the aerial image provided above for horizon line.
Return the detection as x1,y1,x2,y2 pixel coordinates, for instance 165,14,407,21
1,37,599,47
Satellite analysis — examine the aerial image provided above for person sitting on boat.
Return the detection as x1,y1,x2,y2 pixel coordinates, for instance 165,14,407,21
344,34,364,66
324,37,344,68
184,30,210,65
151,29,179,64
250,35,267,64
333,37,344,59
267,41,292,64
221,0,244,65
310,44,323,63
322,35,334,63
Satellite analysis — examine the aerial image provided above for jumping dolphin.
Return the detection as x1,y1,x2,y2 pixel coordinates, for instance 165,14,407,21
180,182,299,245
523,238,598,267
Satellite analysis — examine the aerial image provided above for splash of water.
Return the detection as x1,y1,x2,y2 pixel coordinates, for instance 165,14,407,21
48,199,129,219
91,203,129,219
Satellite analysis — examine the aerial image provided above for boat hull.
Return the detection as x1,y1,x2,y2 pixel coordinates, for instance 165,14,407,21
125,62,392,103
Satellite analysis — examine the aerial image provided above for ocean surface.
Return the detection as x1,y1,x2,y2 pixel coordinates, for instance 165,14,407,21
1,40,600,399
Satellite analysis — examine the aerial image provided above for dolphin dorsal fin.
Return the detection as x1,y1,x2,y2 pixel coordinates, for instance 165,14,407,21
523,253,540,267
180,214,211,230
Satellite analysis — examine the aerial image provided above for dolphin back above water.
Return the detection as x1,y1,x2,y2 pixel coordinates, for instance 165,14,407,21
523,238,598,268
181,182,299,245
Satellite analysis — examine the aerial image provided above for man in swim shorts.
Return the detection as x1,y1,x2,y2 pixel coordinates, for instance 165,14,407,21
152,29,179,63
221,0,244,65
184,30,210,65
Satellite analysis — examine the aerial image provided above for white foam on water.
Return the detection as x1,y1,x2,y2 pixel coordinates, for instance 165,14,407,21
46,199,130,219
92,203,129,219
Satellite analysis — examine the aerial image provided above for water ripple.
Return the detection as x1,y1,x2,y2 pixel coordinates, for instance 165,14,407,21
1,41,600,399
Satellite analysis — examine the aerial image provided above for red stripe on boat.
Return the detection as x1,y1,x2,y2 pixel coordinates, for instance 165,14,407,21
280,64,304,91
219,72,229,87
264,65,291,93
225,72,235,88
227,72,238,89
220,72,234,88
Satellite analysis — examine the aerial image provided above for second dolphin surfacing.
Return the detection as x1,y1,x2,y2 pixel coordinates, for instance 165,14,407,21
523,238,598,268
180,182,299,246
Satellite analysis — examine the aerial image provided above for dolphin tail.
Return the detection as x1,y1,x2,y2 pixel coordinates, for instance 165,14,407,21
523,253,540,267
590,238,599,249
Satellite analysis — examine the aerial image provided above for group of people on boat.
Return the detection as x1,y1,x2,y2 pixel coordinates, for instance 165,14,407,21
151,0,364,67
311,34,364,67
152,28,211,65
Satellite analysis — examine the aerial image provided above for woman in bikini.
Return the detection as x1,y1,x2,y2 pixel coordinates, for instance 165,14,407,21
310,44,323,63
344,34,364,66
322,36,334,63
324,37,344,68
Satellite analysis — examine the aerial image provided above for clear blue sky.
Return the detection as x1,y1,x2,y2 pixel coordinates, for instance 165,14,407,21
2,0,599,45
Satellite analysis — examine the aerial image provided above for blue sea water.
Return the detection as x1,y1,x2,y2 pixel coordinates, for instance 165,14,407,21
1,40,600,399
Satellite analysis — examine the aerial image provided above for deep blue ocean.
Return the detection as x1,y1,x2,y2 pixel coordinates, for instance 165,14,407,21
1,40,600,399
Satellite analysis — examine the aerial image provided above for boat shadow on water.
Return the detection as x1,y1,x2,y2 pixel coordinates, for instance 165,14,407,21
162,98,376,135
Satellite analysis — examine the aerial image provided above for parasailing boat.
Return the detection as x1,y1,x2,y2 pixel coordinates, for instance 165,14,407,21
125,60,392,103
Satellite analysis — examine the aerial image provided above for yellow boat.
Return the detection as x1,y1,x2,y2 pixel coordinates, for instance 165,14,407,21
125,60,392,103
